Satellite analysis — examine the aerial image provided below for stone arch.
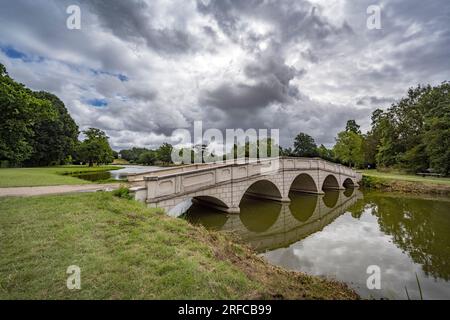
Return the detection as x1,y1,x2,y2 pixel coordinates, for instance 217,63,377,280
343,187,354,198
289,173,318,194
343,178,355,189
193,195,230,211
185,201,229,230
167,193,232,217
289,193,318,222
239,198,282,233
322,174,340,191
239,179,283,205
322,190,340,208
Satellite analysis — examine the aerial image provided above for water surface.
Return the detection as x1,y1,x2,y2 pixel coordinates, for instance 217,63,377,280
185,190,450,299
71,165,162,181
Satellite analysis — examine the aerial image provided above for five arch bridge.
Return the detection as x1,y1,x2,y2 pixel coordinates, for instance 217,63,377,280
128,157,362,215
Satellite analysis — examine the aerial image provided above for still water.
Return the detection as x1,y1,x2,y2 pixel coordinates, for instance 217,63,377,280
71,165,162,181
185,190,450,299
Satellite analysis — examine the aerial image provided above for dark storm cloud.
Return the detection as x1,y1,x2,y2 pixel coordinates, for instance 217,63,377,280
200,81,290,111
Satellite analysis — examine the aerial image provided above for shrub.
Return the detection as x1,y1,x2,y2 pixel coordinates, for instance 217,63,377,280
112,186,132,200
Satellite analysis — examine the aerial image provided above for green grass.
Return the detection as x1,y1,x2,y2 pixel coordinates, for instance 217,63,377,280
360,170,450,186
0,193,358,300
0,165,122,187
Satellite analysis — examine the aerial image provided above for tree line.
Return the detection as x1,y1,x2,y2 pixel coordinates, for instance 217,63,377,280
119,143,173,165
0,63,114,167
281,82,449,175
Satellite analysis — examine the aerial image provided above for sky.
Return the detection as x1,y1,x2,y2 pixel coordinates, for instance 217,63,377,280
0,0,449,150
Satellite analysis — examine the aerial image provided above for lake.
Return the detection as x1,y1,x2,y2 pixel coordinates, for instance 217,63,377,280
185,189,450,299
71,165,162,181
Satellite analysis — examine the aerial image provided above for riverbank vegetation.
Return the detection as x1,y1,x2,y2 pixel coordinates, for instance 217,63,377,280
0,165,121,187
0,192,358,299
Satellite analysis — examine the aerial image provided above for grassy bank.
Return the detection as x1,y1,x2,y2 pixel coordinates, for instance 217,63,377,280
0,165,122,187
360,170,450,196
0,192,358,300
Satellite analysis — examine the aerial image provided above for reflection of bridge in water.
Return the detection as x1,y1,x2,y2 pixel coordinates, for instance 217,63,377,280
188,189,362,253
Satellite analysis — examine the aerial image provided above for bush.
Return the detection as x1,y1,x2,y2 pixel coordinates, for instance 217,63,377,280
112,186,132,200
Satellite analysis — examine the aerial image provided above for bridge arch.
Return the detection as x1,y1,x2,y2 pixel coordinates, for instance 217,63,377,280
289,173,318,194
322,174,340,191
239,179,283,205
322,190,340,208
239,199,282,232
193,195,230,211
343,187,354,197
343,178,355,189
289,193,318,222
167,193,233,217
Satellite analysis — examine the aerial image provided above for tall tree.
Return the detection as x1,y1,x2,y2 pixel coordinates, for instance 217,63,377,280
25,91,79,166
156,143,173,164
293,133,318,157
78,128,114,166
317,144,334,161
0,64,56,166
374,83,450,173
138,150,157,165
345,120,361,134
333,131,364,168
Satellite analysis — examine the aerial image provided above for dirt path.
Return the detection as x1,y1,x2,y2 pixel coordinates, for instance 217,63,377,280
0,183,122,197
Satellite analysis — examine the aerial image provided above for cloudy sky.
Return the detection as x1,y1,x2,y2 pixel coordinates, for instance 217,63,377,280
0,0,449,150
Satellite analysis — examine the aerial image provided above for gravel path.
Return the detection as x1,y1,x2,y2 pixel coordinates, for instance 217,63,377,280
0,183,122,197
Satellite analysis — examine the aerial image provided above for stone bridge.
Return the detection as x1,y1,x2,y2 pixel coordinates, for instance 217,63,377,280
129,157,362,215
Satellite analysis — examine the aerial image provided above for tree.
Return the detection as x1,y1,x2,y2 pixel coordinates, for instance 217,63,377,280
138,150,157,165
0,64,56,166
425,117,450,175
345,120,361,134
372,83,450,173
119,147,149,163
333,131,364,168
293,133,318,157
25,92,79,166
363,109,384,168
77,128,114,166
0,63,78,166
317,144,334,161
156,143,173,164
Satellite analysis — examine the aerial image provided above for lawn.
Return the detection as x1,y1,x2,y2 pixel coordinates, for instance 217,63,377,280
0,192,357,299
0,165,122,187
360,170,450,186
